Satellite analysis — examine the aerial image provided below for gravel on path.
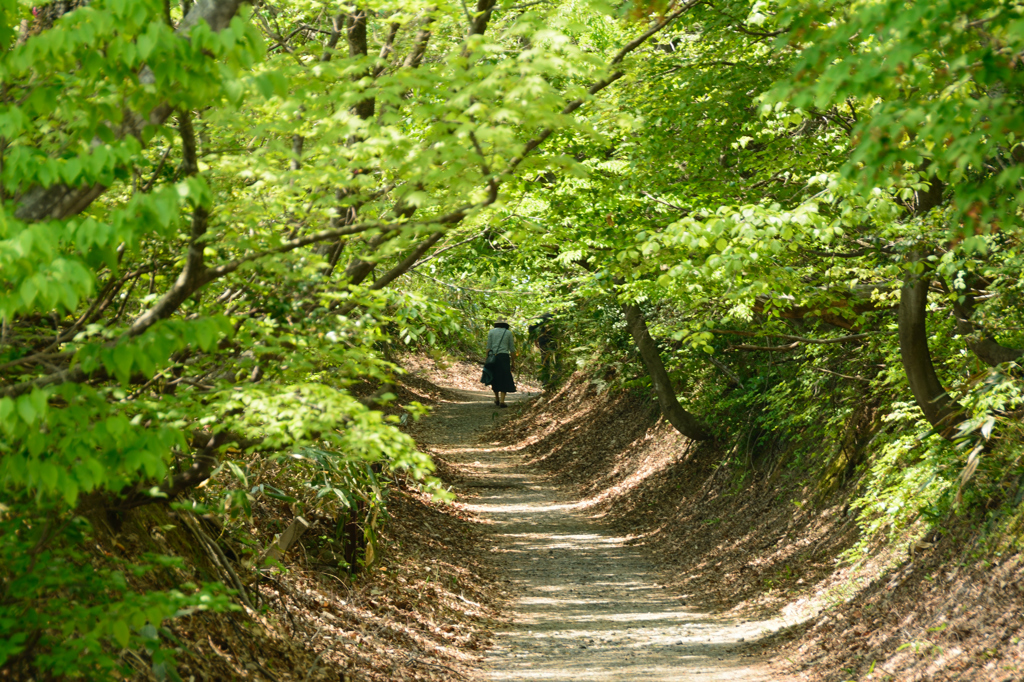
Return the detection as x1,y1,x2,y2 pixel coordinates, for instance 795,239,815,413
416,388,787,682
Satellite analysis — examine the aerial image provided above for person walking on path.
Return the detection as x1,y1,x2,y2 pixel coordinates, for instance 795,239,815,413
483,320,517,407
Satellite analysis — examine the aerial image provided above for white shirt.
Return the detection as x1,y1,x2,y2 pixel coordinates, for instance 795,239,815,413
486,327,515,356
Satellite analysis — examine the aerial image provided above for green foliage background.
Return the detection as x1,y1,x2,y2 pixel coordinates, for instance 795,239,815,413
2,0,1023,677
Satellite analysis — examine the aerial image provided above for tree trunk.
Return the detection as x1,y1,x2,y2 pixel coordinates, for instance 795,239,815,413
897,261,965,437
621,302,710,441
951,289,1023,367
895,173,969,438
346,8,375,120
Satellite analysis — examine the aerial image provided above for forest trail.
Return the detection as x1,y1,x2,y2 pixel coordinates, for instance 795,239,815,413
415,387,786,682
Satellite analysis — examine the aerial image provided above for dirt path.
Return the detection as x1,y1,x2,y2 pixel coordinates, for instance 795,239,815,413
416,388,784,682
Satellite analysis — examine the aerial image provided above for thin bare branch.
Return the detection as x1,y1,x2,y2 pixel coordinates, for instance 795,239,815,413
369,232,445,291
641,192,689,213
506,0,699,176
810,366,871,382
408,230,487,271
710,328,894,347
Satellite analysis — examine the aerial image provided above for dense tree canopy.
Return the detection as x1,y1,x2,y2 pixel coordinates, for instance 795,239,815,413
1,0,1022,677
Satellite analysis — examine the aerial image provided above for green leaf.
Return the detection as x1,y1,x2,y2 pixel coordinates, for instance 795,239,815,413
136,31,156,60
16,395,37,425
146,607,166,629
226,460,248,487
113,347,134,384
61,478,80,506
39,462,58,491
0,398,14,431
112,620,130,648
135,348,156,378
194,320,216,351
29,389,47,420
19,277,38,308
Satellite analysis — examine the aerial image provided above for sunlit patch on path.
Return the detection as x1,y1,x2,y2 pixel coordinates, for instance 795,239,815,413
417,388,789,682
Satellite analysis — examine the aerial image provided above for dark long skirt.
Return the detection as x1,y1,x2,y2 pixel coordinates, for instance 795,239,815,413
488,353,517,393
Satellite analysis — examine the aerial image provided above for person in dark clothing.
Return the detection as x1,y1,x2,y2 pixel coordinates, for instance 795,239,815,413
528,313,557,390
483,320,516,407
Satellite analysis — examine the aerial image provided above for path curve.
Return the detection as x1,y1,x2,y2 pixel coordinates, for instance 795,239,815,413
417,388,781,682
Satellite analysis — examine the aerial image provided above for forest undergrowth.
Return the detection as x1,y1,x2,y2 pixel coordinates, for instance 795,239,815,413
492,372,1024,682
105,482,503,682
1,371,510,682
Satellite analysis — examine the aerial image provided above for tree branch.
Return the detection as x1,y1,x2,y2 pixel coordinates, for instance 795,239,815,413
341,231,398,285
319,12,345,62
401,11,435,69
810,366,870,382
118,431,231,510
369,232,445,291
752,292,892,331
333,232,446,316
408,230,486,271
372,22,402,78
707,354,744,388
730,24,787,39
710,329,893,346
951,288,1023,367
127,205,210,336
505,0,699,177
0,217,398,399
346,7,375,120
641,192,689,213
201,220,395,285
729,341,801,352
